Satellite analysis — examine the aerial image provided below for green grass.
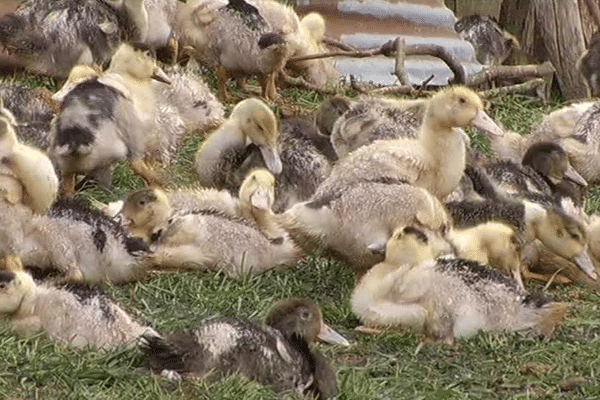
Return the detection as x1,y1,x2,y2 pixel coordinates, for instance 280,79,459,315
2,75,600,399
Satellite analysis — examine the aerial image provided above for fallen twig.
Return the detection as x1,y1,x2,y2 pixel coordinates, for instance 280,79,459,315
323,37,358,52
466,61,555,86
281,71,339,95
477,78,547,99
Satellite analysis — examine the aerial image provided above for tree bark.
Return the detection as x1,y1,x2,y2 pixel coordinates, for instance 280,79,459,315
499,0,533,40
522,0,588,100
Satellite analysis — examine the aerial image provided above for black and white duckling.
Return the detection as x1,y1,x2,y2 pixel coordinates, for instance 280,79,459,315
141,298,347,398
454,14,519,66
176,0,288,101
310,86,503,201
232,118,333,212
0,270,156,349
0,0,148,78
48,44,173,196
0,107,58,215
0,198,149,283
351,226,568,343
445,195,598,283
194,97,282,189
51,64,102,103
0,81,58,149
284,181,451,275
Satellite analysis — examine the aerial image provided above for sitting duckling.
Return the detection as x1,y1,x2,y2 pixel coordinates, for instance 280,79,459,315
284,181,451,275
310,86,503,201
51,64,102,103
194,97,282,190
313,95,351,138
48,44,173,196
0,0,148,78
141,298,346,398
0,269,156,349
351,226,568,343
0,198,149,283
176,0,288,101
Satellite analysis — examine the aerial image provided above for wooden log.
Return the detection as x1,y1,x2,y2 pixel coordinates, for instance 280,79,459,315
522,0,588,100
579,0,600,44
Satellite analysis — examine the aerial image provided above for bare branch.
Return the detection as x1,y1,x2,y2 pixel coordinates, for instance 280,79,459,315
466,61,555,86
281,71,339,95
322,37,358,52
393,38,412,88
477,78,547,99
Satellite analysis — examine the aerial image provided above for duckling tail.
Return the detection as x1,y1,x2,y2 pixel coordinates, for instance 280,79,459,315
532,302,569,338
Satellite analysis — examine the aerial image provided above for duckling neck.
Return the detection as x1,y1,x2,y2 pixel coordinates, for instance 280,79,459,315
420,117,460,155
243,206,283,239
200,119,247,164
523,201,546,241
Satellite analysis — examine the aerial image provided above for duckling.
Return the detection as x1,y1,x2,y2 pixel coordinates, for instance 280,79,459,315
0,270,156,349
445,197,598,283
194,97,282,190
0,198,150,283
233,118,333,212
48,44,173,196
313,95,351,138
310,86,503,201
0,81,58,149
351,226,568,342
284,181,451,274
576,30,600,97
120,186,241,243
176,0,288,101
141,298,346,398
0,0,148,78
0,107,58,215
52,64,102,103
329,96,427,159
143,0,179,60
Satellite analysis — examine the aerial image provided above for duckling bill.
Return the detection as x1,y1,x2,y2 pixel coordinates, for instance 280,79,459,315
141,298,347,398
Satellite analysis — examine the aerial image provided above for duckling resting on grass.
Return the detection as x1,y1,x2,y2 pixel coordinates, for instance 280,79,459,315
176,0,288,101
310,86,503,201
141,298,347,398
351,226,568,343
0,269,156,349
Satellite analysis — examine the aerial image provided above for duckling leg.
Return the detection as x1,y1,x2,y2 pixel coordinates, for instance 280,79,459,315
130,159,164,188
258,72,279,101
216,66,232,103
511,264,526,290
59,171,77,198
166,37,179,65
1,254,24,272
522,269,573,285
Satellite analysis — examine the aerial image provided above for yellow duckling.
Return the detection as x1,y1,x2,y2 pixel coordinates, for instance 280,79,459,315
194,97,282,189
176,0,289,101
351,226,568,343
311,86,503,201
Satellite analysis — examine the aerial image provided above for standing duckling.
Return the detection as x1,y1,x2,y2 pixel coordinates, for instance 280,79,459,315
0,270,156,349
311,86,503,201
141,298,346,398
351,226,568,343
194,97,282,189
176,0,288,101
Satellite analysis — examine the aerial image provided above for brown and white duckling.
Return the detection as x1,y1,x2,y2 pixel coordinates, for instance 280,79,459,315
310,86,503,201
194,97,282,189
0,0,148,78
351,226,568,343
0,270,156,349
141,298,347,398
284,181,451,275
176,0,288,101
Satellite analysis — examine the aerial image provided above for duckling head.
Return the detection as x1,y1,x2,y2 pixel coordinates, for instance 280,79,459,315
522,142,587,187
265,298,349,346
426,86,503,136
239,169,275,212
0,270,34,314
121,187,171,234
232,98,282,175
383,226,436,267
107,44,171,84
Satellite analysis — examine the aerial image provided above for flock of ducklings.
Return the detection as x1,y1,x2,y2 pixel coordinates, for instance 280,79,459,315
2,0,600,397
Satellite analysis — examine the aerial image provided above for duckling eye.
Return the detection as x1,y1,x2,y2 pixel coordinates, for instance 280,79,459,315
139,199,146,206
0,282,5,289
300,310,311,320
458,97,466,105
570,232,581,241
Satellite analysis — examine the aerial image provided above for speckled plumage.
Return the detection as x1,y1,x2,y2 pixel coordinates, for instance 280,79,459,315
0,270,155,349
0,0,139,77
455,14,514,66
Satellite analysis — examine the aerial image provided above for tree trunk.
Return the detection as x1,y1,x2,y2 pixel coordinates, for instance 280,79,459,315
522,0,588,100
578,0,600,45
499,0,533,40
